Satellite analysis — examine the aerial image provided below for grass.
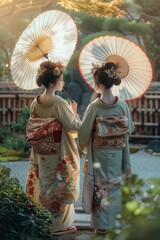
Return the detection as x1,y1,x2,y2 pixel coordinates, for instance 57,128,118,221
0,146,24,162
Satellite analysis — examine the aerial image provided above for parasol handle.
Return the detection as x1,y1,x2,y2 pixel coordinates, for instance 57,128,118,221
63,88,80,115
63,88,73,102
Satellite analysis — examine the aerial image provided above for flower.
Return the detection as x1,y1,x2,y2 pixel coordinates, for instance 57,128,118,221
62,159,67,164
57,174,62,180
66,176,71,182
57,163,63,172
26,203,34,208
53,62,65,76
28,186,34,196
28,180,33,186
29,173,34,179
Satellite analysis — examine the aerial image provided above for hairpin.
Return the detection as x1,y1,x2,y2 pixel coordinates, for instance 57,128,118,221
91,63,100,74
53,62,65,76
37,66,47,76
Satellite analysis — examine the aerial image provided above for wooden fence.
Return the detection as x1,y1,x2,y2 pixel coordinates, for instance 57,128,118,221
0,83,40,126
128,90,160,138
0,83,160,138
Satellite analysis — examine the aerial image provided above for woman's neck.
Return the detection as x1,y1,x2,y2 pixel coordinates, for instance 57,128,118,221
44,87,56,96
100,89,116,105
38,87,56,104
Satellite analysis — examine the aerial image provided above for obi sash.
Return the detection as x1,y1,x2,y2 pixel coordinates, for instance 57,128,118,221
26,116,62,155
93,115,128,148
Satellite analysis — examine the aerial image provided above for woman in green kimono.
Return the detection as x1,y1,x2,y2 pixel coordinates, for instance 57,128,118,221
78,62,134,235
26,61,80,235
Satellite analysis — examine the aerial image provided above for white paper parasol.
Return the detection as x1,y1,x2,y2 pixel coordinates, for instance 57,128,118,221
11,10,78,90
78,36,153,101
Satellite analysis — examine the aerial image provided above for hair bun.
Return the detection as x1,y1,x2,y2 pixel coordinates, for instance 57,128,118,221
36,75,43,87
113,76,121,86
104,62,117,70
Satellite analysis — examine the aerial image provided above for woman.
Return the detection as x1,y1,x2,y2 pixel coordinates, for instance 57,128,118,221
26,61,80,235
78,62,134,235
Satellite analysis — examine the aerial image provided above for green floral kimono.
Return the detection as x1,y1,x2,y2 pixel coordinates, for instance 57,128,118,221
78,98,134,230
26,95,80,232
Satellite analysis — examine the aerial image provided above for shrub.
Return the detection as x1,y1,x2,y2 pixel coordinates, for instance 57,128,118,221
93,175,160,240
11,107,30,133
0,125,10,143
0,165,52,240
3,134,30,152
0,107,31,157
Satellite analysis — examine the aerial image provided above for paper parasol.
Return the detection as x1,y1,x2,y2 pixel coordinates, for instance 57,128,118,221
11,10,78,90
78,36,153,101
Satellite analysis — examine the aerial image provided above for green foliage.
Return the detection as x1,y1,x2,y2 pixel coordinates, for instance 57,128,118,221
81,30,122,46
120,21,151,35
0,125,10,143
77,13,105,34
11,107,30,133
102,17,151,35
0,107,30,159
0,165,52,240
0,164,10,177
103,17,127,32
95,174,160,240
5,107,30,153
3,134,30,152
0,146,24,161
134,0,160,16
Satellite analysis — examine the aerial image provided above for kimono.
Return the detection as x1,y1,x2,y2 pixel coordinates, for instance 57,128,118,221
26,95,80,232
78,97,134,230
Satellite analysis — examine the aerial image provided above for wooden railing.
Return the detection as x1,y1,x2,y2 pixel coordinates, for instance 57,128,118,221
0,83,160,138
127,89,160,138
0,83,41,126
0,93,36,126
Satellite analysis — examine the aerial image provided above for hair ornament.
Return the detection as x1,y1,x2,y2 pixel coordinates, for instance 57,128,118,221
53,61,65,76
105,67,119,80
37,66,47,76
91,63,101,74
37,61,65,77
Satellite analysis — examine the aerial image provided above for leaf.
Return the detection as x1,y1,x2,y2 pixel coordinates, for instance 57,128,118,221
20,219,34,226
125,200,140,212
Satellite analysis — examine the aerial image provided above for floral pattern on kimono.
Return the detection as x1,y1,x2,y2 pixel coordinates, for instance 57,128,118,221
93,176,121,213
78,97,135,229
26,95,80,232
40,154,80,207
26,149,39,202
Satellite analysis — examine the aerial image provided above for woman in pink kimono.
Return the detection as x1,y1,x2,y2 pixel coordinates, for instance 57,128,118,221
26,61,80,235
78,62,134,235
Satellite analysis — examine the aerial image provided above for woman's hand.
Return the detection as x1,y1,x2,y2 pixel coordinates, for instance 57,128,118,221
70,100,81,121
70,100,78,114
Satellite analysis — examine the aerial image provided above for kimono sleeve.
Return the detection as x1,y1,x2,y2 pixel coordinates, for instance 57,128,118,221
121,102,134,180
30,100,36,116
122,135,132,180
52,98,80,134
78,104,96,153
125,103,135,135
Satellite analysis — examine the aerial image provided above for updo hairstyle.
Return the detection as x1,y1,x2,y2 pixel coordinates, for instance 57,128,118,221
93,62,121,89
36,61,64,88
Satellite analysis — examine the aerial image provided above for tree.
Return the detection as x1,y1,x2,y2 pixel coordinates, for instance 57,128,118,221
134,0,160,81
0,0,125,82
0,0,125,18
74,0,160,82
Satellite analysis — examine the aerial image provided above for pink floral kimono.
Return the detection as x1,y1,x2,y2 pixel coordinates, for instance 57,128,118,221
26,95,80,232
